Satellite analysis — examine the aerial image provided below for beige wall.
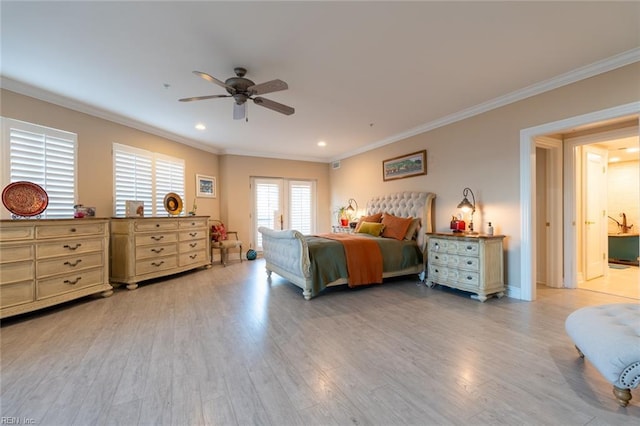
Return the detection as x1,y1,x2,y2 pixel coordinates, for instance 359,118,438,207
1,89,220,219
219,154,330,249
2,62,638,294
330,62,640,293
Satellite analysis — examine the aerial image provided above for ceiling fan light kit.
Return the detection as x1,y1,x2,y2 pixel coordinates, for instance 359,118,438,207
179,67,295,120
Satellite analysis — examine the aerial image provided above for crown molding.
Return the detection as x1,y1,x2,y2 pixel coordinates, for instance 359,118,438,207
221,147,328,163
0,77,221,155
331,47,640,162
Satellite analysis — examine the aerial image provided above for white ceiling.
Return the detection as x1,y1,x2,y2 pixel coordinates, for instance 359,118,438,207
2,1,639,163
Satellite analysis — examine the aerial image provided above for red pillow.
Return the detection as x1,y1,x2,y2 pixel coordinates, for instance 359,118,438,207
212,223,228,242
381,214,413,240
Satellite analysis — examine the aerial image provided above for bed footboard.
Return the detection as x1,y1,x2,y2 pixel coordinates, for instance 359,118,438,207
258,227,313,299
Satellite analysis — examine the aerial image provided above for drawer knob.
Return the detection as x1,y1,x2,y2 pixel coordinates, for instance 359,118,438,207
151,248,164,254
63,243,82,250
466,245,472,250
70,228,77,232
64,277,82,285
467,260,473,265
151,235,164,241
466,276,473,280
156,224,160,227
64,259,82,267
190,242,197,248
190,254,198,259
151,261,165,267
190,232,197,237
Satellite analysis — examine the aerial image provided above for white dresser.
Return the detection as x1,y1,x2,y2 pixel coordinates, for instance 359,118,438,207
0,218,113,319
426,232,505,302
109,216,210,289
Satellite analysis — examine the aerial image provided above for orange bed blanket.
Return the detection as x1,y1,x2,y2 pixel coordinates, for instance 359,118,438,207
317,233,383,286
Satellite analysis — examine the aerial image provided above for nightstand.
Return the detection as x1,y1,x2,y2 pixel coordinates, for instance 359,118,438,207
425,232,505,302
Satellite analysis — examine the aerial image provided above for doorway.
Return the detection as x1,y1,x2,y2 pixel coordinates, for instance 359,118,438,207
520,102,640,301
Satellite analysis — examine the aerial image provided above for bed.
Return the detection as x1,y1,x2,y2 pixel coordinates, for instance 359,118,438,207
258,191,436,299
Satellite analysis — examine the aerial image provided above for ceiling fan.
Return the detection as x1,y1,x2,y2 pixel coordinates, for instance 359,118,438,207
179,67,295,120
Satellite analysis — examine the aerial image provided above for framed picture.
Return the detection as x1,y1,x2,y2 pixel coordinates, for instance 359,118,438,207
196,174,216,198
125,200,144,217
382,150,427,181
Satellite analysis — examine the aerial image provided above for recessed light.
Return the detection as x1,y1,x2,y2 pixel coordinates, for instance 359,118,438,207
195,123,206,130
317,141,326,147
626,147,639,153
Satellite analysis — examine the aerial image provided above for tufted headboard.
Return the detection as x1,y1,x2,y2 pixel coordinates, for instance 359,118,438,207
366,191,436,249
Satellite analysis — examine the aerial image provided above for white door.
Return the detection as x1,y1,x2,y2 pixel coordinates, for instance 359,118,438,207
583,146,608,280
251,177,316,250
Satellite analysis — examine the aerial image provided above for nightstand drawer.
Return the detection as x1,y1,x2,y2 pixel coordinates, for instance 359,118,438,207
448,255,479,271
457,241,479,256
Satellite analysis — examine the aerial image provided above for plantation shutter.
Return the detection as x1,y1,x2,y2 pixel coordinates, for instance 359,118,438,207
113,144,153,217
154,154,185,215
289,180,314,235
113,143,184,216
2,118,77,219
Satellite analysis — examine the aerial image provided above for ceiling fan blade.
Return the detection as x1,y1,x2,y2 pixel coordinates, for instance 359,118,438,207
178,94,230,102
193,70,234,92
248,79,288,96
253,97,295,116
233,102,246,120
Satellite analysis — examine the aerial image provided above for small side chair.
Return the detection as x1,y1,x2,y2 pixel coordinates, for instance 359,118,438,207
211,220,243,266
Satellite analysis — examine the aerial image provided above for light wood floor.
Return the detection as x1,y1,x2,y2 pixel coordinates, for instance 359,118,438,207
579,264,639,300
1,259,639,425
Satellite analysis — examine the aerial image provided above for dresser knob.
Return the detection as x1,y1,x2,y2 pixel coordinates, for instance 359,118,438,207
64,277,82,285
63,243,82,250
64,259,82,267
156,224,160,227
70,228,76,232
151,261,165,267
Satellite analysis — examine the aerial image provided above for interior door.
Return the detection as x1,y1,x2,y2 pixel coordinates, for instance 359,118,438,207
583,146,608,280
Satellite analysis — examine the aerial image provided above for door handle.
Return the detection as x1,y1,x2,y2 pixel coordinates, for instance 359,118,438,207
585,221,596,225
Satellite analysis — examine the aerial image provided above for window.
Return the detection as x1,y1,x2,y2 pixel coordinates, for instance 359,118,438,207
113,143,184,216
251,177,316,249
1,117,77,219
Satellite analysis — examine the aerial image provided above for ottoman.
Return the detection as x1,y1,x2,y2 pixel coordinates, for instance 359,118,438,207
565,303,640,407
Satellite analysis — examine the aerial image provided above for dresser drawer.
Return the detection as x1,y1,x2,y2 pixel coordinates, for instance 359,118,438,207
178,239,206,253
179,229,207,241
0,244,33,263
37,238,104,258
428,264,449,281
178,219,208,229
0,281,35,308
37,268,104,299
429,239,448,252
136,243,177,260
0,225,34,241
135,233,178,246
134,221,179,232
179,250,207,267
1,261,34,284
135,256,178,275
36,222,106,239
37,252,104,278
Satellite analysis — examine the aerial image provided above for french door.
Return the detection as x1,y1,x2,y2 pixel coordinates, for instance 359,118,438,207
251,177,316,250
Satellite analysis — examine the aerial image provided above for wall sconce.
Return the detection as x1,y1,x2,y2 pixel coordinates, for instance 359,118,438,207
457,187,476,233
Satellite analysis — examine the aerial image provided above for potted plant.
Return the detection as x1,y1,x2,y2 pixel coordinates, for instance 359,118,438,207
336,206,349,226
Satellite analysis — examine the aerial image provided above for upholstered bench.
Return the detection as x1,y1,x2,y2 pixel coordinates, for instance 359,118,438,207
565,304,640,407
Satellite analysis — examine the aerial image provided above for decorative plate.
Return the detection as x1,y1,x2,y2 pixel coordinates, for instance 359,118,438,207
163,192,183,215
2,181,48,217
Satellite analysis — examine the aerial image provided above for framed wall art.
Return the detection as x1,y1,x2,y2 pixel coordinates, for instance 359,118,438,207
196,174,216,198
382,150,427,181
